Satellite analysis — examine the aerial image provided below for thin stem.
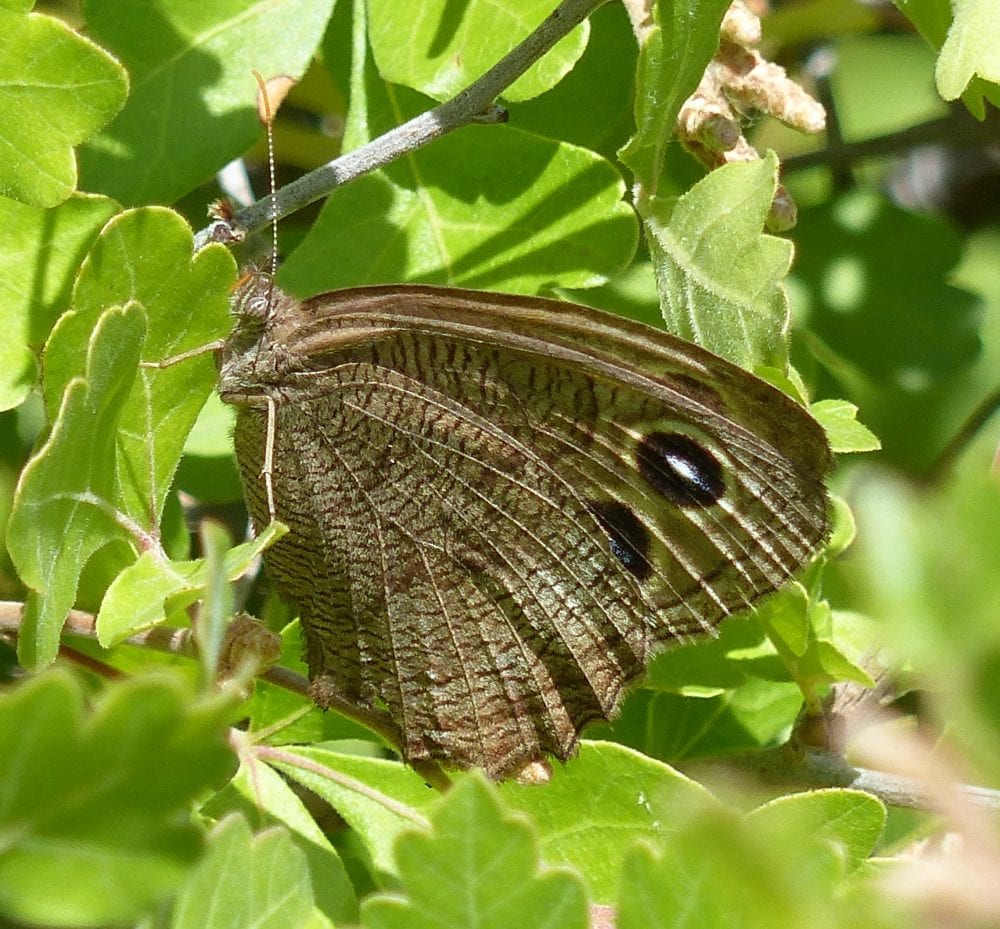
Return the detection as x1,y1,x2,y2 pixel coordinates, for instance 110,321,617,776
921,385,1000,484
784,107,1000,173
195,0,607,249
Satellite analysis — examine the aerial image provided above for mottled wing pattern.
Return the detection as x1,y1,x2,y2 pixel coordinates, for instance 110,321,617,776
220,281,830,778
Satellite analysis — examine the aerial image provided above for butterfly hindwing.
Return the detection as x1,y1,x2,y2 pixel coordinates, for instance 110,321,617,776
221,280,830,777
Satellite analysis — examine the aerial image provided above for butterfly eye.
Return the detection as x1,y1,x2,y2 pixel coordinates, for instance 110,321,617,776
637,432,726,507
239,294,271,320
247,296,268,317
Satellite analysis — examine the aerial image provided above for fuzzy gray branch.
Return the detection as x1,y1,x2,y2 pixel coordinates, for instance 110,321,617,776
697,743,1000,811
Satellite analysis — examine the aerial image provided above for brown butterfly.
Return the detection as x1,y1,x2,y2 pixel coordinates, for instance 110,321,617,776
218,273,830,779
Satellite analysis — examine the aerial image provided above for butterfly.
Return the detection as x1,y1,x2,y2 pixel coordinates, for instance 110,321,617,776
218,272,830,779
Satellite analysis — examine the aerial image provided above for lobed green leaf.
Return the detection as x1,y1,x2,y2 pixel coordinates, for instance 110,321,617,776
0,8,127,207
6,303,145,667
202,759,359,925
0,193,118,412
0,671,235,927
50,206,234,524
361,775,588,929
169,815,315,929
499,741,710,903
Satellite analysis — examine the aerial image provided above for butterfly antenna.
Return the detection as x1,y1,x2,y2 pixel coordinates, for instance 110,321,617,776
251,69,280,307
249,71,296,520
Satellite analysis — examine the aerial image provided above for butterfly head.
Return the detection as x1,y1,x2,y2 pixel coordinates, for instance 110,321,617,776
231,268,277,334
219,268,293,400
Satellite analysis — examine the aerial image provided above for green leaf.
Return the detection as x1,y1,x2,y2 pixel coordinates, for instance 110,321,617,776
811,399,881,453
266,746,437,876
49,206,235,522
367,0,589,103
96,522,287,646
170,815,315,929
79,0,336,205
0,8,127,207
644,617,765,693
809,640,876,688
619,0,732,191
747,790,886,872
594,679,803,762
872,0,1000,116
361,775,588,929
6,303,145,668
282,124,637,295
291,0,636,296
757,587,876,692
617,793,870,929
596,611,812,762
644,154,793,369
203,759,359,925
0,670,235,927
499,741,710,903
7,207,233,666
935,0,1000,102
826,494,858,558
757,582,811,657
511,3,637,159
0,193,118,411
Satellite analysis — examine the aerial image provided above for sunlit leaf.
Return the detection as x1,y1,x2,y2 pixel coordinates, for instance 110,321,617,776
0,671,234,927
361,775,588,929
0,8,127,206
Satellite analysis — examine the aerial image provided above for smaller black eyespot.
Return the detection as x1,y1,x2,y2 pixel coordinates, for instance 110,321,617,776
637,432,725,508
588,500,652,581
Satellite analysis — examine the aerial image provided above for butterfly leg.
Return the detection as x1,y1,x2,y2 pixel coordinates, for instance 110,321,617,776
138,339,225,369
261,395,278,521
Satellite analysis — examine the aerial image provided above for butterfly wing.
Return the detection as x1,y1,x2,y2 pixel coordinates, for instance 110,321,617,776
220,283,830,777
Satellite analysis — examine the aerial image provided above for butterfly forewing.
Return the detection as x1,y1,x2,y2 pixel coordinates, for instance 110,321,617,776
220,279,830,778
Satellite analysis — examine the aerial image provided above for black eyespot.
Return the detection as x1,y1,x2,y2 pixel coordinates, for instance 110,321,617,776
636,432,725,508
588,500,652,581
